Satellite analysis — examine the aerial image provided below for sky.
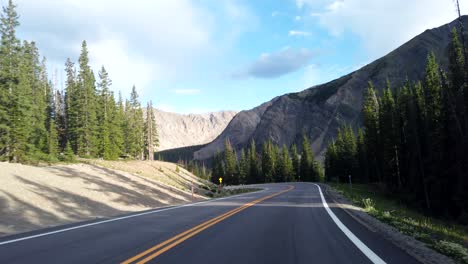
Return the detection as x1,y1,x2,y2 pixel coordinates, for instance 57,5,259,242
12,0,468,114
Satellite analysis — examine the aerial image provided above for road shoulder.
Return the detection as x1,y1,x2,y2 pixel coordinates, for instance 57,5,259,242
319,183,455,264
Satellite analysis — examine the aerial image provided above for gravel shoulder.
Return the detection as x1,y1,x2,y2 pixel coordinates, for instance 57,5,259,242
0,161,207,237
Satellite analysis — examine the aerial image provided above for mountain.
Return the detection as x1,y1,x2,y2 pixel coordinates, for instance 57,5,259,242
155,109,237,151
194,16,465,161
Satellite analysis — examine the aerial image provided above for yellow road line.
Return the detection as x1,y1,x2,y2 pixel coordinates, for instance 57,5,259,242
122,185,294,264
121,204,250,264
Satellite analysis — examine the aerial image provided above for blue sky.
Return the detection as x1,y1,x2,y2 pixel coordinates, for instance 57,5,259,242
14,0,466,114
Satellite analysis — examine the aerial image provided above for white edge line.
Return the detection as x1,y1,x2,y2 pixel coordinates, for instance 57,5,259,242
0,187,269,246
313,183,386,264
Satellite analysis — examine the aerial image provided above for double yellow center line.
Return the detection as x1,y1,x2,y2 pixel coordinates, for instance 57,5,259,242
122,185,294,264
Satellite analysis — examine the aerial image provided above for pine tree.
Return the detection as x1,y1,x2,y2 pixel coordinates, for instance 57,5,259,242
105,92,121,159
114,92,125,156
0,0,22,161
62,140,75,162
395,82,411,189
291,144,299,181
424,53,442,128
10,41,36,162
144,101,159,160
447,27,468,217
123,99,131,156
413,81,432,211
96,66,112,159
379,81,401,190
212,151,224,183
223,138,238,185
238,148,249,184
247,139,260,183
355,128,368,183
324,140,338,182
335,126,357,182
362,81,381,182
0,1,18,159
423,53,444,212
300,133,314,181
76,41,98,157
125,86,144,159
280,145,293,182
438,70,463,215
447,28,466,123
442,28,468,218
261,139,275,182
64,58,78,153
272,144,283,182
26,44,48,156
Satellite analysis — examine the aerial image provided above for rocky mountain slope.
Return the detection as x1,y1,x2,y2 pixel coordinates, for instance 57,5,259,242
194,16,465,161
155,110,237,151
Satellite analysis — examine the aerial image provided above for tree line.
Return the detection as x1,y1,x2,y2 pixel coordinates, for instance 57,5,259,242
0,0,159,163
212,135,322,185
325,27,468,221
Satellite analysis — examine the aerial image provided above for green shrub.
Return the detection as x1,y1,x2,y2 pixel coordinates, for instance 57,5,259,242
433,240,468,264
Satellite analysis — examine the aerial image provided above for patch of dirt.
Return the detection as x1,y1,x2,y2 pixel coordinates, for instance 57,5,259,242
0,161,207,237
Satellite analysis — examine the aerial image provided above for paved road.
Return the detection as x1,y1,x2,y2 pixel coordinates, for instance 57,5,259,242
0,183,420,264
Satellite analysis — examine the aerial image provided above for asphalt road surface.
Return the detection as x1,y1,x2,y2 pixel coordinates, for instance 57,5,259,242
0,183,420,264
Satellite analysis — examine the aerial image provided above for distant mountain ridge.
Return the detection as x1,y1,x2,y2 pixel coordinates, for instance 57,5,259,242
193,16,467,161
155,109,237,151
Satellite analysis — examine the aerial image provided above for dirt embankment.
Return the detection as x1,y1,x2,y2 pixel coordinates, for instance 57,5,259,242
0,160,209,237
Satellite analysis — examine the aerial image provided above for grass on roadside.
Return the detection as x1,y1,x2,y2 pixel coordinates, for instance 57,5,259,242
329,182,468,263
201,185,261,198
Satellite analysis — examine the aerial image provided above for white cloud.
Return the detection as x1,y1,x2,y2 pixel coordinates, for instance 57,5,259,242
295,16,302,21
305,0,466,58
233,47,314,79
87,37,157,96
15,0,254,98
173,89,201,95
16,0,213,95
289,30,311,37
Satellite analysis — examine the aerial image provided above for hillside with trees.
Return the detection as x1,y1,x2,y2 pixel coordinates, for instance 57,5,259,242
0,0,159,163
211,135,322,185
324,27,468,222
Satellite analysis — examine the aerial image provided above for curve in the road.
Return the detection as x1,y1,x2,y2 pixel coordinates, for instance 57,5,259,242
313,183,386,264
